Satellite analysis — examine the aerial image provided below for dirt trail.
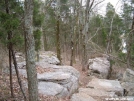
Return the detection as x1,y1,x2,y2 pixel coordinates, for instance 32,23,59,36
62,53,91,88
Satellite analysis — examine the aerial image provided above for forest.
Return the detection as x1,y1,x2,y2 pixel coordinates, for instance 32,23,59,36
0,0,134,101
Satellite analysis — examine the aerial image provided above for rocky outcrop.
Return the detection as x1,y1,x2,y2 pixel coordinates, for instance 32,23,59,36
79,88,116,97
17,51,79,98
38,71,79,97
122,68,134,83
87,56,111,79
19,66,79,98
87,78,123,96
121,82,134,96
38,82,68,98
71,78,123,101
52,65,80,78
16,51,60,69
38,72,71,82
121,69,134,96
71,93,97,101
19,54,80,98
39,51,60,65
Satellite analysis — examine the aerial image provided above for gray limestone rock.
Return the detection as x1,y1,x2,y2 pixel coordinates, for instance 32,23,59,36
123,69,134,83
88,57,110,79
71,93,97,101
121,82,134,96
37,72,71,84
87,78,123,96
79,88,116,97
38,82,69,98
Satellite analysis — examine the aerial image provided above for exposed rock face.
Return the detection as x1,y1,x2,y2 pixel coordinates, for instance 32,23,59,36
87,56,111,79
38,82,68,97
121,69,134,96
116,72,123,81
52,65,80,78
39,51,60,65
71,93,97,101
123,69,134,83
16,51,80,98
71,77,123,101
38,68,79,97
17,61,26,69
38,72,71,82
79,88,116,97
36,62,55,69
86,78,123,96
19,66,79,98
121,82,134,96
16,51,60,69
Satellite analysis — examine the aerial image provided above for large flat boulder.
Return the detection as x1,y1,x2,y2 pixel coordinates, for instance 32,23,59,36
38,82,69,98
16,80,69,98
88,57,110,79
66,75,79,95
87,78,123,96
79,88,116,97
71,93,97,101
17,51,80,98
52,65,80,78
36,62,54,69
38,71,79,96
18,66,79,98
38,72,71,84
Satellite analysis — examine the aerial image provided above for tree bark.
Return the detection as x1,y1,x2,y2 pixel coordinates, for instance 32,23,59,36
106,11,115,54
5,0,14,98
55,0,61,64
24,0,38,101
82,0,94,71
56,15,61,64
127,12,134,68
70,26,76,66
8,34,14,98
43,32,48,51
11,49,26,100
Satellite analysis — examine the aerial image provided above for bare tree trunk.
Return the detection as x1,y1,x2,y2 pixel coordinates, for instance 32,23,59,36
70,26,76,66
11,49,26,100
5,0,14,98
24,0,38,100
64,32,67,60
127,12,134,68
82,0,94,71
82,35,87,71
43,32,48,51
40,28,44,51
8,36,14,98
106,13,115,54
56,16,61,64
55,0,61,64
36,51,39,62
70,40,74,66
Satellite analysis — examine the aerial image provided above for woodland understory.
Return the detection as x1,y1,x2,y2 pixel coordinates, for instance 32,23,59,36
0,0,134,101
